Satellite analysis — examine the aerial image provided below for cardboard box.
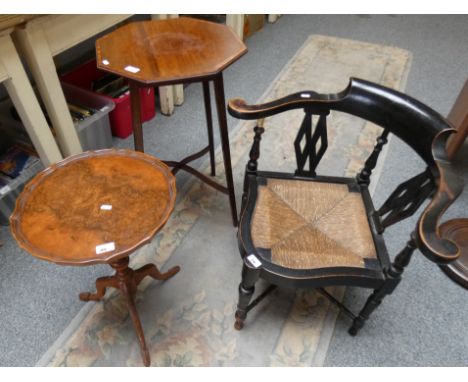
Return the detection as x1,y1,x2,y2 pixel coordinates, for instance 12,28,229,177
243,14,265,39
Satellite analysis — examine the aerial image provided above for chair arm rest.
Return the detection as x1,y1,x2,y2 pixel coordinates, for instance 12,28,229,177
416,129,464,264
228,91,334,120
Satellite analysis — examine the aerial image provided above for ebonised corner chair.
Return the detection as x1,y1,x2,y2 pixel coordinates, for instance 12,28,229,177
227,78,464,335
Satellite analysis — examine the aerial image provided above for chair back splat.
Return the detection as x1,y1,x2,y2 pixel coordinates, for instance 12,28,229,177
294,110,329,177
228,77,463,334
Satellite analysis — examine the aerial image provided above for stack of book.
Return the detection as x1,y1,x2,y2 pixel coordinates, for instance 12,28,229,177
9,102,97,126
0,143,39,191
92,73,129,98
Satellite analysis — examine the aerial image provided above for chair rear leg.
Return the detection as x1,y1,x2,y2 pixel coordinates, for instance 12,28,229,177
349,237,417,335
348,286,390,335
235,260,261,330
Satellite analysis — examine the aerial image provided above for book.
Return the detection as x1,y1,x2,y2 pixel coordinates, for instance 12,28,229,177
0,144,39,179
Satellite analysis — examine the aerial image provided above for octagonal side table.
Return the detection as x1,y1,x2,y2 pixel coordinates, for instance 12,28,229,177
96,17,248,227
10,149,180,367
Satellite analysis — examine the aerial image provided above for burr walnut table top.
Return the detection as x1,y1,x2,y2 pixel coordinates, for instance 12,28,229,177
10,149,176,266
95,17,247,85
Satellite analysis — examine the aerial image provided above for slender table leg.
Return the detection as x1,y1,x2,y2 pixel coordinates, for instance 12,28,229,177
158,85,175,116
202,81,216,176
123,284,151,367
129,81,144,152
213,72,238,227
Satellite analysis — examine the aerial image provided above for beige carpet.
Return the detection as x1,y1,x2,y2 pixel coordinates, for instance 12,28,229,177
37,35,411,367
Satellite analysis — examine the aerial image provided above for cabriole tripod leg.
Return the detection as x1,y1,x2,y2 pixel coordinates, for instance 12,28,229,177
202,80,216,176
79,275,119,302
122,284,151,367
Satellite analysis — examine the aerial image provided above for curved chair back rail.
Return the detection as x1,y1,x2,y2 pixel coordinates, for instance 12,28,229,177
228,77,451,166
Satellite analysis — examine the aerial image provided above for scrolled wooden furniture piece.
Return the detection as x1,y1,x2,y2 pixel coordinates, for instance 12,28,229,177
227,78,464,334
10,149,180,366
439,219,468,289
95,17,248,227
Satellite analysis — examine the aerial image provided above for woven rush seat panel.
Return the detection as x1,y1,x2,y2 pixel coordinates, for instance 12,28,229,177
251,178,377,270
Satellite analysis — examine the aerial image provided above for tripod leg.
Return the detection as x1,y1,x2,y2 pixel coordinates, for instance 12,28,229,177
134,263,180,285
79,276,119,302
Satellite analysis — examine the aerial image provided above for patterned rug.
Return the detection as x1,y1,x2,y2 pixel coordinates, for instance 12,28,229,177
37,35,411,367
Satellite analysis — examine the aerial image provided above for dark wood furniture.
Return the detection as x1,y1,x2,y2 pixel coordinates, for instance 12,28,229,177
95,17,248,227
10,149,180,366
440,219,468,289
227,78,464,334
447,79,468,159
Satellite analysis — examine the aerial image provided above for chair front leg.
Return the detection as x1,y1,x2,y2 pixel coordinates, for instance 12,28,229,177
349,237,417,335
234,258,261,330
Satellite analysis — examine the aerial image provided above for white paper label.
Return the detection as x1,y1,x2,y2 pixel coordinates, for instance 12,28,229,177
247,254,262,268
300,93,311,98
0,185,11,196
102,59,110,65
96,242,115,254
100,204,112,210
124,65,140,73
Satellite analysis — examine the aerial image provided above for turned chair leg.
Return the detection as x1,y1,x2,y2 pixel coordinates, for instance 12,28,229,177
234,260,261,330
349,237,417,335
348,287,388,335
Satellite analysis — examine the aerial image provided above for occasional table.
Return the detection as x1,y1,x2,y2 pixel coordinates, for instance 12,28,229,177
439,219,468,289
10,149,180,366
95,17,248,226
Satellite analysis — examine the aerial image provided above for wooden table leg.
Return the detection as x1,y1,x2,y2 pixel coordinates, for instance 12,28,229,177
79,257,180,366
202,81,216,176
79,275,119,302
447,79,468,159
0,33,63,166
129,81,144,152
213,72,238,227
13,24,83,157
226,14,245,40
123,284,151,367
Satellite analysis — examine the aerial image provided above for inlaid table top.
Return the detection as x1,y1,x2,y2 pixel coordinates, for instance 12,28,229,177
95,17,247,85
10,149,176,266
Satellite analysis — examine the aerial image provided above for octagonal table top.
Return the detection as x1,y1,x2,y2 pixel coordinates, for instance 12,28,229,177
95,17,248,85
10,149,176,266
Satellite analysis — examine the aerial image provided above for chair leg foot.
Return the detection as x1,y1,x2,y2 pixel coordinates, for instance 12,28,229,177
234,284,253,330
348,318,364,336
233,260,261,330
234,312,245,330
